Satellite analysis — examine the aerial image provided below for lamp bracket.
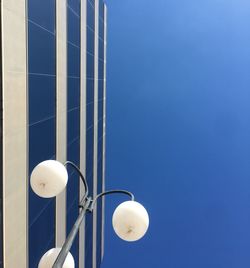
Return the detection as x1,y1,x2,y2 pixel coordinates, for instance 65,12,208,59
52,161,135,268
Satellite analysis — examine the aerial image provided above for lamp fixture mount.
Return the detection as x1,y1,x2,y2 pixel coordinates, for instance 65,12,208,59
30,160,149,268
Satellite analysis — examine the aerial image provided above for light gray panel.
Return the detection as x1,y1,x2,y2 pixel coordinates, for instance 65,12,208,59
92,0,99,267
56,0,67,247
79,0,87,267
101,4,107,260
2,0,28,267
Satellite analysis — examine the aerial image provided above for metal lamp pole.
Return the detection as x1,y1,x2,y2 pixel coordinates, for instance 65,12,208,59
30,160,149,268
52,161,135,268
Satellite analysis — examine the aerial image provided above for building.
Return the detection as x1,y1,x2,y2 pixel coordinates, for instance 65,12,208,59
0,0,107,267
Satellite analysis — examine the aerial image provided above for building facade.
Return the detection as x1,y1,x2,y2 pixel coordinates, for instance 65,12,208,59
0,0,107,267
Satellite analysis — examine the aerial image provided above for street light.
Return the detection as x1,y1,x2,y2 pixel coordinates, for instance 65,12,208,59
30,160,68,198
30,160,149,268
38,248,74,268
112,201,149,242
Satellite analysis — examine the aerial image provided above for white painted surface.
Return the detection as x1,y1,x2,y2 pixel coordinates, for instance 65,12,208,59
92,0,99,267
56,0,67,247
2,0,28,267
101,4,107,260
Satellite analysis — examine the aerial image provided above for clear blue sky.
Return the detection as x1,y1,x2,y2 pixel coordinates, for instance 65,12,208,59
101,0,250,267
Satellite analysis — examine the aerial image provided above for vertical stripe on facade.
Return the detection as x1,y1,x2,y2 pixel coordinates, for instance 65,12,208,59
92,0,99,266
80,0,87,267
1,0,28,267
101,4,107,260
28,0,56,266
96,2,105,266
56,0,67,247
66,0,81,266
0,2,3,266
85,0,95,267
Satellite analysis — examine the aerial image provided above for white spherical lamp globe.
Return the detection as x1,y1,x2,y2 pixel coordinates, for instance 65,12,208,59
112,201,149,242
38,248,74,268
30,160,68,198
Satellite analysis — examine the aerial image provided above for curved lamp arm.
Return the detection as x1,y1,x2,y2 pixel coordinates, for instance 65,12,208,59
30,160,149,268
64,161,89,201
89,190,135,211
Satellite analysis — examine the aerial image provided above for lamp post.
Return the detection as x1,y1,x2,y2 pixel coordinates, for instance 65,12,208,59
30,160,149,268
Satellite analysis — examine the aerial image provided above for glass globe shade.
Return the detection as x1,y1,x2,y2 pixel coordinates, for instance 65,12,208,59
112,200,149,242
38,248,74,268
30,160,68,198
